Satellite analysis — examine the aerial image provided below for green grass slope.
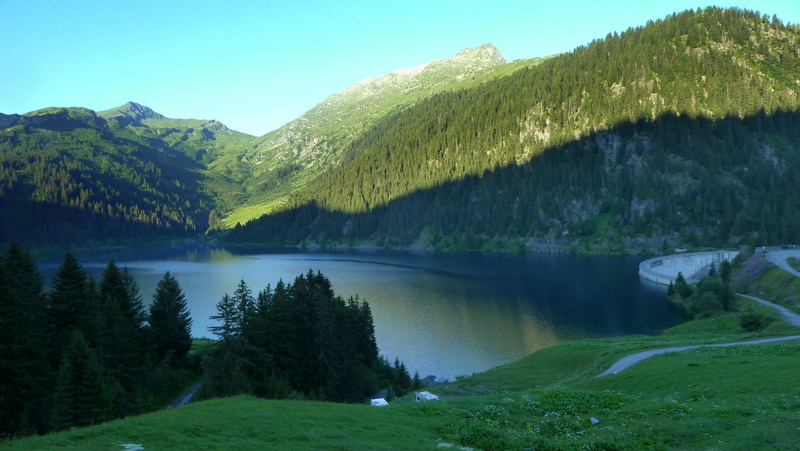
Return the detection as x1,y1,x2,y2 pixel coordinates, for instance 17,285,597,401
9,292,800,450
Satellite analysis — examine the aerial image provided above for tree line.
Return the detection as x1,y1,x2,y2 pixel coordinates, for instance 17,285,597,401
226,7,800,251
200,270,416,403
0,243,194,438
0,243,414,440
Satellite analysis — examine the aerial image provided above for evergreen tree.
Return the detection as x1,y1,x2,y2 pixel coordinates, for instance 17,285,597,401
208,293,241,340
719,260,732,285
231,280,255,339
51,331,113,430
148,272,192,363
203,283,251,398
97,261,146,402
0,243,50,435
674,272,693,298
200,270,403,404
46,253,95,366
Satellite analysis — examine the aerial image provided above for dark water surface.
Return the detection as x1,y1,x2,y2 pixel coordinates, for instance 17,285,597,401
40,247,685,380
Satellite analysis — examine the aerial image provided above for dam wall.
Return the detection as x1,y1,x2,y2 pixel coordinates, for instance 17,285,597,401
639,250,740,286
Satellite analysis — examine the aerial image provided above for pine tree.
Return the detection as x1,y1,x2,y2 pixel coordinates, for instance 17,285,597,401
46,253,95,367
97,261,146,401
231,280,254,339
51,331,113,430
203,283,251,398
148,272,192,363
208,293,241,340
0,243,51,435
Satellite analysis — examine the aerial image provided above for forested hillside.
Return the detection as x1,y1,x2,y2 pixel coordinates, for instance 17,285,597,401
0,46,534,248
0,244,196,436
0,104,254,246
3,8,798,252
227,8,800,251
229,44,541,226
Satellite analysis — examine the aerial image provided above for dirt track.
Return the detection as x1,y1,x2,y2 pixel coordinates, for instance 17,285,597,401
596,293,800,377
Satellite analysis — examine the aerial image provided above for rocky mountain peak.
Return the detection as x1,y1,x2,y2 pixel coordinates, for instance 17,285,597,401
102,102,165,121
454,43,505,63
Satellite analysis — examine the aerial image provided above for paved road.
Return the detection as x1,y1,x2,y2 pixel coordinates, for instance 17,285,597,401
764,249,800,278
596,293,800,377
737,294,800,326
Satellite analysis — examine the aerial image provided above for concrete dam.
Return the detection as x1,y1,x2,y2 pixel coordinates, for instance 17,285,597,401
639,250,740,286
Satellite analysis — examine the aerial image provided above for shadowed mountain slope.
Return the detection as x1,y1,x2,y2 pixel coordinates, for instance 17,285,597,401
227,7,800,252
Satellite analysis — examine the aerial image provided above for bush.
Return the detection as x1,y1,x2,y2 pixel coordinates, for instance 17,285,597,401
739,310,773,332
689,292,723,319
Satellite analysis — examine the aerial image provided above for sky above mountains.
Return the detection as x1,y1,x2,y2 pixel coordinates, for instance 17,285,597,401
3,0,799,136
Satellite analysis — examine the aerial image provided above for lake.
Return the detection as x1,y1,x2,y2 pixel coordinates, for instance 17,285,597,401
41,247,685,381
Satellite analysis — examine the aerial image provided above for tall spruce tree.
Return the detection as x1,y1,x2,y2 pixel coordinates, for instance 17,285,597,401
148,272,192,363
97,261,146,402
46,253,95,367
51,331,113,430
203,285,250,398
0,243,50,435
208,293,241,340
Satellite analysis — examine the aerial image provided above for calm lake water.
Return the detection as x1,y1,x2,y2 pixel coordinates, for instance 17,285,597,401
41,247,685,380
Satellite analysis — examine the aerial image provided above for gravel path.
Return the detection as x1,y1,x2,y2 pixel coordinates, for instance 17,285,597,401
764,250,800,278
737,294,800,326
595,293,800,377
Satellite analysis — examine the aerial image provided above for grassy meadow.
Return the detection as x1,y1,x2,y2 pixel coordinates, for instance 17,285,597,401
7,260,800,450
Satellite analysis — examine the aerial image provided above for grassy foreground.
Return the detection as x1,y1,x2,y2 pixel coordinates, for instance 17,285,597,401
7,277,800,449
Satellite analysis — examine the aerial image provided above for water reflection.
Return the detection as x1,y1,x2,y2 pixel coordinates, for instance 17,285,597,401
39,248,686,380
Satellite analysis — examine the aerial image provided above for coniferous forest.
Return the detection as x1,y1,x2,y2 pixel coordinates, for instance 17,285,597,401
0,243,194,437
2,5,800,447
227,8,800,251
0,243,411,439
1,8,798,252
200,271,413,403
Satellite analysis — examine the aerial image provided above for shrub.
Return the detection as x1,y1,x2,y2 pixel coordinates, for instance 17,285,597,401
739,310,773,332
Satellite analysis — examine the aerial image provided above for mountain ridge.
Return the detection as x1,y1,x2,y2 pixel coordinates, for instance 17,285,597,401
227,7,800,252
99,101,166,122
2,7,799,251
230,43,537,226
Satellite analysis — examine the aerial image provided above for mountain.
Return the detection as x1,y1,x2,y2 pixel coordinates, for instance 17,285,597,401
229,44,543,226
98,102,257,213
0,43,538,248
0,104,253,246
98,101,253,162
99,101,165,122
227,7,800,252
3,7,799,251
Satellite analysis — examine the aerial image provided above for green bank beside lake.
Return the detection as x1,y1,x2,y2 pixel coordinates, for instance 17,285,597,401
8,278,800,450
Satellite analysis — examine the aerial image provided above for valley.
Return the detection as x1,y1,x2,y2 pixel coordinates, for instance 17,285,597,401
2,6,800,449
2,8,798,253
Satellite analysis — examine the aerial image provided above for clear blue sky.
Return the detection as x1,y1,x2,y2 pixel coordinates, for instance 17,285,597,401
2,1,798,136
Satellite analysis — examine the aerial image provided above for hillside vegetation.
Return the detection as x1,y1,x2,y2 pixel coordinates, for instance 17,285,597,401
0,47,536,249
230,44,542,226
7,287,800,449
229,7,800,252
0,103,258,246
1,8,798,252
